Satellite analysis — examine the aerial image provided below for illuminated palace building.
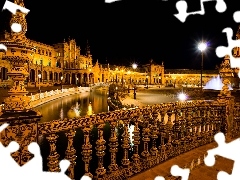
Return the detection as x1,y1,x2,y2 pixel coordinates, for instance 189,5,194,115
0,0,240,88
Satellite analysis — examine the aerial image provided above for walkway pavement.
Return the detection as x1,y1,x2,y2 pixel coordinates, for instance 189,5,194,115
121,86,179,107
129,141,233,180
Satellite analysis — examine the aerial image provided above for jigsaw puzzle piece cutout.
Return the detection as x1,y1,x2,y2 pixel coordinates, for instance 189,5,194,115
105,0,121,3
217,171,232,180
233,11,240,23
2,0,29,15
154,176,165,180
215,0,227,13
0,141,21,178
0,123,9,132
37,160,71,180
204,132,240,179
2,0,30,33
174,0,227,22
174,1,188,23
216,28,240,68
171,165,190,180
80,175,92,180
21,142,43,174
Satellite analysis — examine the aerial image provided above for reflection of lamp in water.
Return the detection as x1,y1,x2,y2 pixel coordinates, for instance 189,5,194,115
67,106,81,118
60,108,63,119
87,102,93,116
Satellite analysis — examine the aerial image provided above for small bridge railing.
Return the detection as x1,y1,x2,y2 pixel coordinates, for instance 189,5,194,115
36,100,226,180
29,87,90,107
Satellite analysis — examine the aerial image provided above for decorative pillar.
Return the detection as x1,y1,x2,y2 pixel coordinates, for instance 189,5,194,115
0,0,42,166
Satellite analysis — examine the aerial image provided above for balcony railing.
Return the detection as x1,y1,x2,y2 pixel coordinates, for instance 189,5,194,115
35,100,227,179
1,87,238,180
29,87,90,107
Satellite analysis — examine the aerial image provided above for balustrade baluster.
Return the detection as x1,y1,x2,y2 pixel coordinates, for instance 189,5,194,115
158,112,167,162
108,121,119,172
95,124,106,179
171,108,179,156
185,107,192,151
141,117,151,161
65,129,76,180
164,110,173,158
150,113,158,156
46,134,60,172
131,119,141,173
121,118,131,177
81,127,93,178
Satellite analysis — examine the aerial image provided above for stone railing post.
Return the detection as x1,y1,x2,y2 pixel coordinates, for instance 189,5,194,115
217,79,234,139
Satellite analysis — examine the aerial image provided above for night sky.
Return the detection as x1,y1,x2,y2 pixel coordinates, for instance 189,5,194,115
0,0,239,69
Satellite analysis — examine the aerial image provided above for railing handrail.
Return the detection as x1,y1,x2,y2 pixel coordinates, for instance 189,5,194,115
38,99,223,135
29,87,90,108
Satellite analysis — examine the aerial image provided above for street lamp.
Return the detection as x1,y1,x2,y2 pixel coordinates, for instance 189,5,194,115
121,69,124,86
132,63,137,70
38,74,41,93
146,76,149,89
178,92,187,101
132,63,137,85
60,76,63,91
198,42,207,91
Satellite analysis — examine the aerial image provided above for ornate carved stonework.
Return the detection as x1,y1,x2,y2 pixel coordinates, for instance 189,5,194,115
0,110,41,166
2,0,34,112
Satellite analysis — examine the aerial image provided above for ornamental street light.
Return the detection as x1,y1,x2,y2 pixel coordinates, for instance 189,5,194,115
38,74,41,93
198,42,207,91
132,63,137,70
60,76,63,91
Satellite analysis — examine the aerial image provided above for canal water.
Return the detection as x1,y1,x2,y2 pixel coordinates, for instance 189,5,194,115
37,89,173,179
36,90,109,122
37,89,140,179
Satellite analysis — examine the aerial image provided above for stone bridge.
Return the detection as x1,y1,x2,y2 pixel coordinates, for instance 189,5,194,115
0,79,239,180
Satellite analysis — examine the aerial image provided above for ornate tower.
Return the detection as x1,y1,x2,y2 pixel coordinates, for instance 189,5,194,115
10,0,28,41
219,55,234,78
233,25,240,58
1,0,35,112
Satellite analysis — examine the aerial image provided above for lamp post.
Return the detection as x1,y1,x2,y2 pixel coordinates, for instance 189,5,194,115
60,76,63,92
38,74,41,93
146,75,149,89
198,42,207,91
132,63,137,85
121,69,124,87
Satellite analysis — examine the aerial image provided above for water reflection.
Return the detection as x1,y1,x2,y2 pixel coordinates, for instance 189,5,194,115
36,90,109,122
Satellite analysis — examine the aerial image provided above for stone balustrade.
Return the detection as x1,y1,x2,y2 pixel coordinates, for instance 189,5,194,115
29,87,90,107
36,100,230,180
1,84,239,180
1,99,231,180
